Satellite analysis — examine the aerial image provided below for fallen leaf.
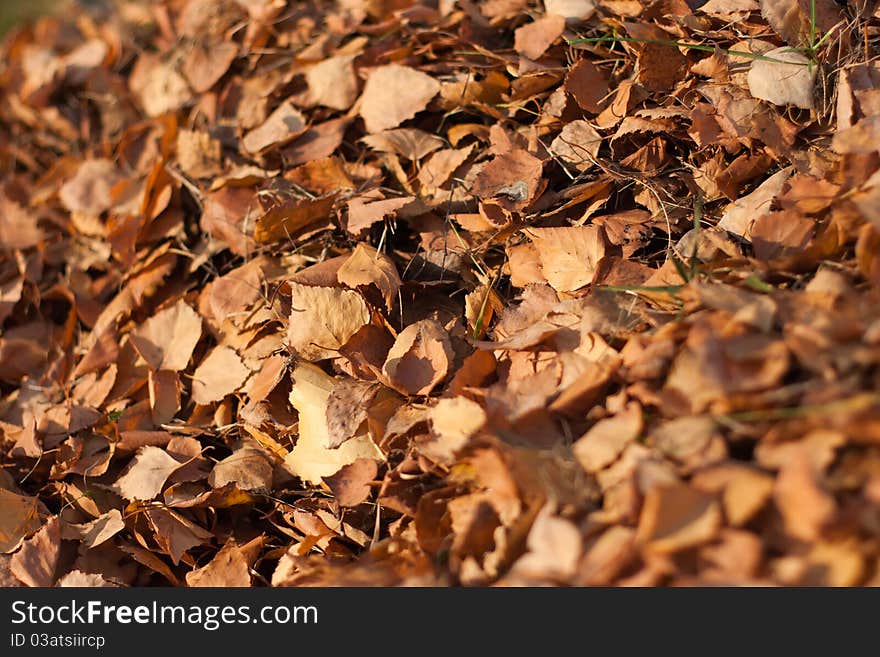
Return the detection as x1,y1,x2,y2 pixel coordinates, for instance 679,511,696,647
550,119,602,171
637,482,722,553
383,320,453,396
183,40,238,93
56,570,119,587
337,243,401,311
242,101,307,154
524,226,607,292
130,300,203,372
0,490,42,554
324,459,379,507
302,55,359,110
59,159,122,218
186,538,264,587
209,446,274,492
361,129,445,162
11,516,60,587
565,60,609,113
514,15,566,61
325,378,380,448
284,363,384,485
65,509,125,548
359,65,441,134
718,167,792,239
287,282,371,361
191,346,250,405
112,446,183,501
145,507,213,565
747,47,816,110
545,0,597,22
573,403,643,473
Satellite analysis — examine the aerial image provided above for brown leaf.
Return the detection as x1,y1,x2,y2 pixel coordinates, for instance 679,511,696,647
545,0,597,21
242,101,307,154
186,538,264,587
748,48,816,110
145,508,213,565
287,282,371,361
200,186,259,256
337,243,401,311
512,506,582,581
718,168,792,239
472,148,543,209
361,129,445,162
359,65,441,134
253,193,337,244
774,447,836,542
11,516,60,587
208,446,274,492
112,446,183,501
325,378,380,449
130,300,203,372
325,459,379,507
177,129,223,179
191,346,251,405
382,319,453,396
345,195,415,237
524,226,607,292
284,363,383,485
573,402,643,473
65,509,125,548
550,120,602,171
56,570,119,587
565,60,609,113
637,482,722,553
0,490,42,554
59,159,122,219
301,55,358,110
514,15,566,60
282,117,351,167
149,370,181,425
183,40,238,93
417,145,474,192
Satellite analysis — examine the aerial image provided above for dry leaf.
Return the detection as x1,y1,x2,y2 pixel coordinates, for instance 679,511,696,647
637,482,722,553
325,378,380,449
66,509,125,548
359,65,441,134
186,538,263,587
287,282,371,361
514,15,566,61
209,446,274,492
130,300,203,372
11,516,60,587
0,490,42,554
383,320,453,396
550,120,602,170
191,346,250,405
545,0,596,22
337,243,401,311
284,363,383,485
112,446,183,500
324,459,379,507
302,55,359,110
747,48,816,110
243,101,307,154
524,226,607,292
718,168,792,239
573,403,643,473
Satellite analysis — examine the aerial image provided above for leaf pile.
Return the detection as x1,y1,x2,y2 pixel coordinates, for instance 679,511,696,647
1,0,880,586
